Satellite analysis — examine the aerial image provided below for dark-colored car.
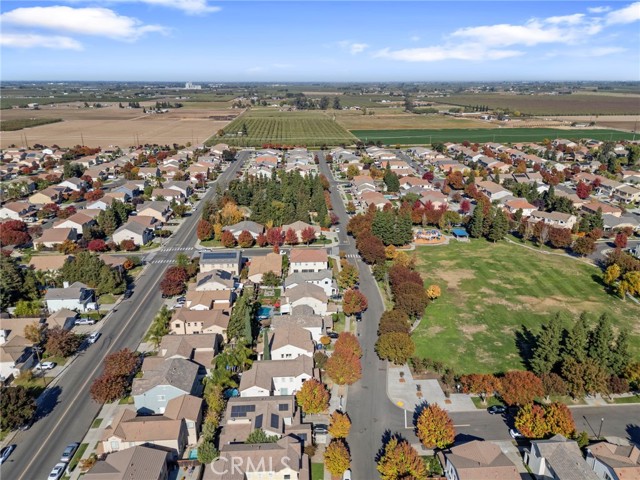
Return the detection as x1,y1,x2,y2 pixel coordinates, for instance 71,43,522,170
487,405,507,415
326,331,339,339
123,289,133,299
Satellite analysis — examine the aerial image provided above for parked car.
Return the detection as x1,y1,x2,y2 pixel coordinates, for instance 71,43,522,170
342,469,352,480
354,312,362,322
48,463,66,480
326,331,339,339
0,444,16,464
172,302,185,310
75,317,96,326
313,424,328,435
87,332,101,344
123,289,133,299
35,361,56,370
487,405,507,415
509,428,524,439
60,443,80,463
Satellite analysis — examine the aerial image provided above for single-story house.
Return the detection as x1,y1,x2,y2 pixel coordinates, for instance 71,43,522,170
195,270,235,291
0,201,35,220
36,228,78,249
247,252,283,283
112,221,154,246
281,221,321,243
223,220,265,240
528,210,578,230
83,446,169,480
136,201,172,224
439,440,520,480
28,254,72,271
0,318,38,381
53,212,96,233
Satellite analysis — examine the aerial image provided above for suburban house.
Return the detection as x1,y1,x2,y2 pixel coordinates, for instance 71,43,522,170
586,442,640,480
281,220,321,243
128,215,158,230
165,181,193,198
199,250,242,275
0,201,34,220
528,210,578,230
239,355,316,397
163,394,203,445
112,221,154,246
525,435,599,480
284,270,336,297
58,177,86,191
614,184,640,204
101,408,188,460
504,198,537,217
195,270,235,291
151,188,185,203
360,191,391,210
419,191,449,209
206,436,310,480
271,309,326,343
46,308,78,330
184,289,233,311
170,308,229,338
36,228,77,248
219,396,311,446
476,181,512,202
281,283,329,316
0,318,38,382
132,357,201,414
158,334,221,373
136,201,172,224
113,182,141,198
353,175,376,194
83,446,169,480
28,254,71,271
259,325,314,361
582,201,623,218
44,282,97,312
53,212,96,233
289,248,328,273
439,440,520,480
247,252,283,283
223,220,265,239
138,167,161,179
28,185,67,204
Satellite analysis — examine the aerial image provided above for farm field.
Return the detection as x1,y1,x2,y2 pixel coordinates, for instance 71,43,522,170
412,241,640,375
334,110,488,130
551,114,640,132
1,118,62,131
351,127,636,145
431,93,640,115
1,103,237,148
211,109,357,147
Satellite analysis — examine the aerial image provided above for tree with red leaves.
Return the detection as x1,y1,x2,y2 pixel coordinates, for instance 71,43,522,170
57,206,77,219
614,232,628,249
393,282,429,318
284,228,299,245
266,227,284,246
389,264,423,291
325,350,362,386
221,230,237,248
120,239,137,251
460,199,471,215
548,227,572,249
342,289,368,316
87,239,108,252
256,232,268,247
498,371,544,406
40,203,60,219
0,220,31,246
197,219,213,241
300,226,316,245
334,332,363,358
85,189,104,202
104,348,139,377
356,232,385,264
160,266,188,296
576,181,591,200
237,230,255,248
460,373,502,404
422,171,435,182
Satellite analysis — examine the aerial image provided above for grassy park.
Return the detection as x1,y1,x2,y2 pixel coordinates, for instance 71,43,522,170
412,241,640,374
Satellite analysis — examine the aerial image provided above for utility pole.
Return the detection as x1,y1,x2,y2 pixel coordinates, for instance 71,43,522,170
598,418,605,439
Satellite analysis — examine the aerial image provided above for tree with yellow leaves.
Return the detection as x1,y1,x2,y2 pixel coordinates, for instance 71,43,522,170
385,244,397,260
328,411,351,438
425,284,441,300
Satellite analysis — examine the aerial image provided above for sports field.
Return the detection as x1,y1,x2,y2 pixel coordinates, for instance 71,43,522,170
352,127,636,145
412,241,640,375
211,109,357,147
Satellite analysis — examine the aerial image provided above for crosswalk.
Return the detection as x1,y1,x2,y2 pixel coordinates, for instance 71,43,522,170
345,254,360,259
159,247,193,252
149,259,178,265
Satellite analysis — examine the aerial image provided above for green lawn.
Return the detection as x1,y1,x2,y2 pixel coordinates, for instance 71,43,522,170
352,128,636,145
609,395,640,404
67,443,88,473
98,294,116,304
412,240,640,374
90,418,103,428
311,463,324,480
471,396,505,409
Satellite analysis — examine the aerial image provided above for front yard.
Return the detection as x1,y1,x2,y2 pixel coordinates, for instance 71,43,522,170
412,240,640,374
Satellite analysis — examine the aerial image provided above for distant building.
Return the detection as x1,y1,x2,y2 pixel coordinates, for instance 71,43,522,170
184,82,202,90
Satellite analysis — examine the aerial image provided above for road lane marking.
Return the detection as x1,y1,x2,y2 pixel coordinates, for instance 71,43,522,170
454,424,471,427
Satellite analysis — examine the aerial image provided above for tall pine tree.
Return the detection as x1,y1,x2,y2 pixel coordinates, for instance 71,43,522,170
531,313,563,374
563,312,589,363
468,203,485,238
588,313,615,373
610,329,631,376
488,209,508,242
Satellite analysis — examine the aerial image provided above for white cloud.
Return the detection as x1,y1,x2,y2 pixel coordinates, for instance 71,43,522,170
589,46,627,56
0,33,83,50
410,35,421,42
127,0,220,15
338,40,369,54
0,6,168,41
588,6,611,13
374,44,522,62
606,1,640,24
545,13,585,25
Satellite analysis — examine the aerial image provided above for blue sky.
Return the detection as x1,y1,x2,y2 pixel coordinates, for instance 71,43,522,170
1,1,639,81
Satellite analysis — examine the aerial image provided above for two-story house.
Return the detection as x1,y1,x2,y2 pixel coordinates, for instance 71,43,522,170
289,248,328,273
239,355,316,397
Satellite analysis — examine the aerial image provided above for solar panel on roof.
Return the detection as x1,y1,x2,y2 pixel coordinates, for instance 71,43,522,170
230,404,256,418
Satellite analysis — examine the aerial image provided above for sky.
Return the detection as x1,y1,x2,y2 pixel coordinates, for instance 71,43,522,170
1,1,640,81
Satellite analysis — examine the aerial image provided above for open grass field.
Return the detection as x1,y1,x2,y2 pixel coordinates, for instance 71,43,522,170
551,115,640,132
412,241,640,375
334,110,489,130
211,109,357,147
1,118,62,131
352,127,636,145
432,93,640,115
1,103,237,148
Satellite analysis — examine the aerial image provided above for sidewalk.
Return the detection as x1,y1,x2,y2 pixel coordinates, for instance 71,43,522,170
387,364,476,413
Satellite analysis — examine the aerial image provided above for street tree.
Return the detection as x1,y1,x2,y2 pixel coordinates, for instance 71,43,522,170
415,404,455,449
300,226,317,245
45,326,81,357
328,411,351,438
284,228,299,245
334,332,363,358
295,379,330,414
376,435,427,480
393,282,429,318
237,230,255,248
342,289,368,316
498,370,544,406
0,386,36,430
197,219,214,241
337,260,359,290
325,351,362,386
375,332,415,365
324,440,351,478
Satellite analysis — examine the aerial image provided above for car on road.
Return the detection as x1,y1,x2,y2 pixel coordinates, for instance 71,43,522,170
313,424,328,435
509,428,524,439
487,405,507,415
35,361,56,370
123,289,133,299
335,227,341,232
0,444,16,464
60,443,80,463
355,312,362,322
48,463,66,480
87,332,101,344
75,317,96,326
342,469,352,480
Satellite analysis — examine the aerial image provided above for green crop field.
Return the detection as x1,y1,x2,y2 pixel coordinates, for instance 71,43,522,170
352,128,637,145
412,241,640,375
207,109,357,147
1,118,63,131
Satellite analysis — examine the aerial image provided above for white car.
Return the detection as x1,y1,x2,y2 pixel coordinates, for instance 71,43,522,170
75,318,96,326
509,428,524,439
87,332,101,344
35,361,56,370
48,463,66,480
342,469,352,480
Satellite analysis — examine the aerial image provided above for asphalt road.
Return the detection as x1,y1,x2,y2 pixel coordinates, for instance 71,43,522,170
1,152,248,480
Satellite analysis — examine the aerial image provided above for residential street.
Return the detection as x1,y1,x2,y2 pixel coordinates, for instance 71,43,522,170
1,151,248,480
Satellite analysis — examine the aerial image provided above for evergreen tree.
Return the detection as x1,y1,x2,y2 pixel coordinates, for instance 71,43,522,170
394,212,414,246
97,208,119,235
488,208,508,242
531,313,563,374
588,313,615,373
468,204,485,238
372,209,396,245
563,312,589,364
610,329,631,376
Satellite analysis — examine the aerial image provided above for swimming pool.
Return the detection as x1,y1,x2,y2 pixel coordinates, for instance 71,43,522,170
257,306,273,319
188,448,198,460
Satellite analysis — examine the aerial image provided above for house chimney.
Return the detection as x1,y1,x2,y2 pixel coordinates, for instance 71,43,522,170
63,281,70,288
